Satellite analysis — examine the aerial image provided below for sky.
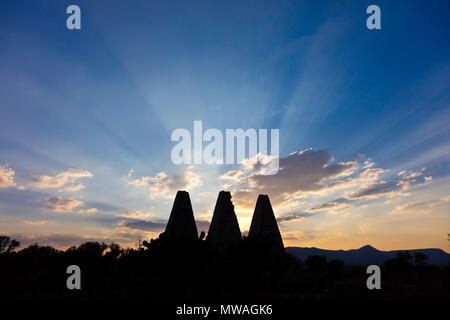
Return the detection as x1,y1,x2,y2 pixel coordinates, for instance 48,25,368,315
0,0,449,251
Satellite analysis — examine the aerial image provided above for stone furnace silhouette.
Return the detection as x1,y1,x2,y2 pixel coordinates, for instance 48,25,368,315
206,191,242,251
248,194,284,250
164,190,198,242
164,190,284,251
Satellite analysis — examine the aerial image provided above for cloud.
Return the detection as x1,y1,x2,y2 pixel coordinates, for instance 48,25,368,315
241,153,280,175
276,212,314,223
305,201,352,214
396,179,415,190
230,149,357,207
116,219,166,232
0,164,24,190
220,149,410,216
118,211,154,219
280,230,318,244
77,208,98,214
127,165,203,198
219,170,244,180
344,181,394,200
59,183,86,193
29,168,92,189
305,167,433,213
196,220,211,233
344,169,431,201
219,148,436,229
45,197,84,212
116,218,210,234
23,220,47,225
392,196,450,214
44,197,97,213
281,231,308,241
398,170,422,179
392,201,437,214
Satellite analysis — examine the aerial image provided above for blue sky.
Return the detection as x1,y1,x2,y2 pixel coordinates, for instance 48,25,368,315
0,0,449,250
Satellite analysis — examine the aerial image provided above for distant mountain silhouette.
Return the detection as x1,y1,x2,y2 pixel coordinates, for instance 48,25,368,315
286,244,449,266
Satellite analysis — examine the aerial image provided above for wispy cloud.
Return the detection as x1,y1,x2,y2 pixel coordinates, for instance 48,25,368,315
59,183,86,193
127,165,203,198
44,197,84,212
392,195,450,214
29,168,92,190
23,220,47,225
117,211,154,219
276,212,314,223
344,181,394,200
305,201,352,214
116,219,166,232
77,208,98,214
219,170,244,181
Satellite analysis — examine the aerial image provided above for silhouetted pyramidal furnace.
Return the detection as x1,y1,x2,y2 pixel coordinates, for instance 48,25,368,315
206,191,242,251
164,191,284,250
164,190,198,242
248,194,284,250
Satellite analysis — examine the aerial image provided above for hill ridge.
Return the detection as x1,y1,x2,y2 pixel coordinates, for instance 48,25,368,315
286,245,449,266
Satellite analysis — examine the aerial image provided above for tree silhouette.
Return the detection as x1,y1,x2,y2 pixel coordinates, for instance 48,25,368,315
69,241,107,257
0,238,447,300
305,255,327,272
384,250,413,275
0,236,20,253
105,242,123,258
18,243,60,256
414,252,428,266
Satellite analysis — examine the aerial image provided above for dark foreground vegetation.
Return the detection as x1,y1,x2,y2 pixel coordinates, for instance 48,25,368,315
0,235,448,300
